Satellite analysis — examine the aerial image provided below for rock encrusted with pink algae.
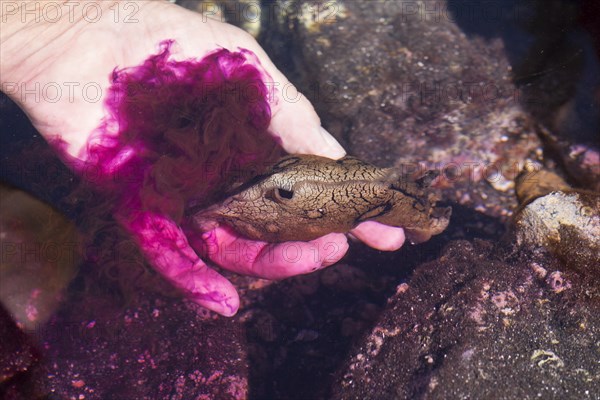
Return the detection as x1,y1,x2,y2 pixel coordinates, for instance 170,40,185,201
513,189,600,275
331,240,600,399
0,256,249,399
0,304,37,389
329,166,600,399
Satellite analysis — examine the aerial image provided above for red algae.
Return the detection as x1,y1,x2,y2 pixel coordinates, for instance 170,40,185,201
87,40,280,221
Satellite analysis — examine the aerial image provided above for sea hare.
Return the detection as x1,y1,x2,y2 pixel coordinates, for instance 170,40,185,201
190,154,451,244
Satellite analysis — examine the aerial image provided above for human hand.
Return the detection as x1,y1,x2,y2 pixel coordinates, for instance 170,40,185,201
1,0,405,316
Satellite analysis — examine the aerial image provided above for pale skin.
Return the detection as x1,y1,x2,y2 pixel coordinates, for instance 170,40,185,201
0,0,405,316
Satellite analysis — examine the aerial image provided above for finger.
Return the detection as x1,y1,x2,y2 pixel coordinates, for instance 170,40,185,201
200,226,349,280
118,211,239,316
350,221,406,251
180,260,240,317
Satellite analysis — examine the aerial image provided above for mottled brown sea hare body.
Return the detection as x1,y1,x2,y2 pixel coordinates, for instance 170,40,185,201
192,155,452,244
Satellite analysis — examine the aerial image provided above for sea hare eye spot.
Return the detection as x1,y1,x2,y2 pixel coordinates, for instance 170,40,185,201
277,188,294,199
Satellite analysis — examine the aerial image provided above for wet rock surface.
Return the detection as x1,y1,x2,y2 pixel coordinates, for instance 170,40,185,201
513,190,600,274
1,255,249,400
0,183,80,330
0,304,37,388
512,167,600,275
331,239,600,399
330,167,600,399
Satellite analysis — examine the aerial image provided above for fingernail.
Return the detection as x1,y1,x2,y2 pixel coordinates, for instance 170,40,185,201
319,126,346,159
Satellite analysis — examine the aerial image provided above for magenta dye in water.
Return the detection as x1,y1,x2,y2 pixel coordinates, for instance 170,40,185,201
86,40,280,221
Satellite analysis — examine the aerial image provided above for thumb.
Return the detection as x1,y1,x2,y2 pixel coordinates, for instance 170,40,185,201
269,81,346,159
239,40,346,158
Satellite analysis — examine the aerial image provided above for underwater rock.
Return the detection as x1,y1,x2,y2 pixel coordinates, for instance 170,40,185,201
537,127,600,193
265,0,542,219
328,168,599,399
327,169,599,399
0,184,80,330
0,211,248,399
331,240,600,399
0,236,249,399
0,304,37,388
506,1,600,191
512,168,600,276
177,0,262,37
